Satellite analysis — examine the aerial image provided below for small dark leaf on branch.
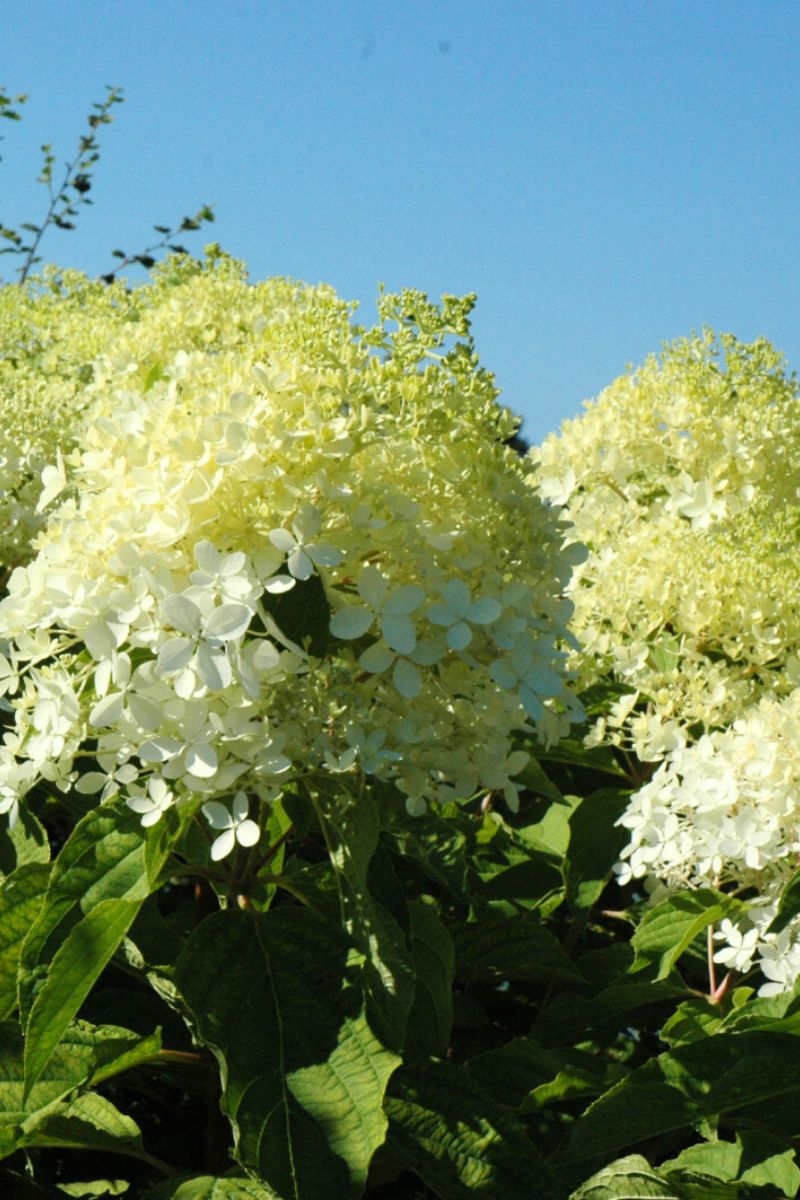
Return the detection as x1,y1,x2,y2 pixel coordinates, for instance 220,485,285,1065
168,244,188,254
135,255,156,268
153,225,170,234
111,250,126,259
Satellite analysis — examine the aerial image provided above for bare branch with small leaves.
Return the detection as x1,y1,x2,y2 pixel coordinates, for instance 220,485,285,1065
0,85,214,284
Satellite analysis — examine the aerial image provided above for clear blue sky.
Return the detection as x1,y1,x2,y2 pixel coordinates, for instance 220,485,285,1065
4,1,799,443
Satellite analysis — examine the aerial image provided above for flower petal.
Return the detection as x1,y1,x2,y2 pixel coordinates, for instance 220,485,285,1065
210,829,236,860
330,605,374,640
381,613,417,655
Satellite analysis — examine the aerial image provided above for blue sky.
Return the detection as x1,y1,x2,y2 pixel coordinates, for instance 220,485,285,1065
4,1,799,443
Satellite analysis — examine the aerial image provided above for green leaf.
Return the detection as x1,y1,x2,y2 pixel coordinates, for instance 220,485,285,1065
405,901,455,1058
175,907,400,1200
58,1182,129,1197
570,1154,684,1199
514,793,581,858
767,865,800,935
480,858,565,917
146,1179,277,1200
24,899,142,1099
0,807,50,875
386,811,472,901
19,1091,143,1157
18,799,168,1020
0,862,49,1017
662,1131,800,1198
659,999,726,1047
0,1021,152,1162
468,1036,628,1110
632,890,746,981
453,912,586,986
263,572,331,656
386,1060,559,1199
316,784,415,1049
566,789,631,915
561,1031,800,1167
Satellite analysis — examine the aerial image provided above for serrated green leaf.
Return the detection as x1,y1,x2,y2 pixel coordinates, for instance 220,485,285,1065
146,1178,277,1199
386,1060,559,1199
468,1036,628,1110
0,862,49,1017
386,811,472,900
767,865,800,935
0,1021,149,1162
566,789,631,915
18,799,173,1021
0,807,50,875
514,793,581,858
659,999,726,1047
570,1154,683,1199
263,572,331,656
561,1031,800,1167
662,1131,800,1198
19,1091,142,1156
24,900,142,1099
174,907,400,1200
632,890,746,981
453,912,586,985
316,784,415,1049
57,1181,129,1196
405,901,454,1058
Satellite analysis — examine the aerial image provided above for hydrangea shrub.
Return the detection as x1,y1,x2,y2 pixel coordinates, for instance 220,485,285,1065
533,332,800,1004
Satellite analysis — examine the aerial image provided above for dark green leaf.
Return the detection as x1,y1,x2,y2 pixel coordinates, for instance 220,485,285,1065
570,1154,683,1199
175,907,400,1200
453,912,586,986
566,789,631,915
0,1021,153,1162
767,866,800,935
468,1037,628,1110
263,572,332,657
386,1060,559,1199
19,799,177,1020
24,900,142,1099
405,901,454,1058
146,1178,277,1199
632,890,746,981
0,807,50,875
316,784,415,1049
662,1131,800,1197
0,863,49,1017
561,1031,800,1167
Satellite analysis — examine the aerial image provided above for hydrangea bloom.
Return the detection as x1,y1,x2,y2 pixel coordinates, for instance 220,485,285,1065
532,332,800,758
0,256,583,844
616,689,800,996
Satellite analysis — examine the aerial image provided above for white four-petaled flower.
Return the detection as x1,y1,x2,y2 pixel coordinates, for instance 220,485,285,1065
202,791,261,860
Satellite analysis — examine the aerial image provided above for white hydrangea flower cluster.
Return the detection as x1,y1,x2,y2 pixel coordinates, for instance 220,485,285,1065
616,689,800,997
0,256,584,850
0,267,139,571
531,332,800,757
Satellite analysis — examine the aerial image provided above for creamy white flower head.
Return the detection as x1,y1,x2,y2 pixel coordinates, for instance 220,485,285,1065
0,268,581,826
532,331,800,745
618,688,800,995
